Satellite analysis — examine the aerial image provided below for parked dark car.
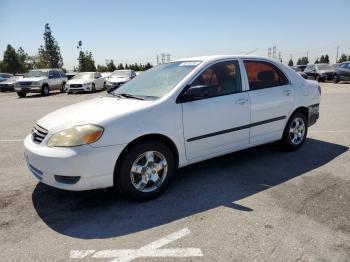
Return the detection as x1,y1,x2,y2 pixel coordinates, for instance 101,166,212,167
333,62,350,83
0,73,13,82
304,64,335,82
291,65,307,79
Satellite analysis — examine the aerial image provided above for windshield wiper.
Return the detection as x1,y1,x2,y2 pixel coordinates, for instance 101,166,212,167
114,93,145,100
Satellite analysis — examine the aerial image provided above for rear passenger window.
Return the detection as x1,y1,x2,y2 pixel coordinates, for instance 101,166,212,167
244,60,289,90
191,60,242,98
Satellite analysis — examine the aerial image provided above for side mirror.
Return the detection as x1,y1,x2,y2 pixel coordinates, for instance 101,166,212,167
184,85,210,101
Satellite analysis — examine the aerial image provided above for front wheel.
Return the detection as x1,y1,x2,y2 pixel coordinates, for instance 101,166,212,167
91,83,96,93
333,75,340,83
17,92,27,98
281,112,308,151
41,85,49,96
60,84,66,93
115,140,176,201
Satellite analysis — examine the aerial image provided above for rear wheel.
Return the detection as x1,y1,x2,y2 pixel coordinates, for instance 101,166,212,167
115,140,176,201
17,92,27,98
41,85,49,96
281,111,308,151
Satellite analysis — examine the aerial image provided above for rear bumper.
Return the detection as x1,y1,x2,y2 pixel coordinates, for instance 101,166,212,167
308,104,319,126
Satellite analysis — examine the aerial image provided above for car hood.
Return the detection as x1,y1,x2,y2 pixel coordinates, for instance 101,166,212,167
1,79,16,84
67,79,92,85
107,76,130,83
17,77,46,82
37,96,154,133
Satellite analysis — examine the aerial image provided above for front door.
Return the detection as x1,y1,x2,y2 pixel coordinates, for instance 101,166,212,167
181,60,250,161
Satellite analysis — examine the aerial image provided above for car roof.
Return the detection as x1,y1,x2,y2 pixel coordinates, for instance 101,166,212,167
174,55,279,63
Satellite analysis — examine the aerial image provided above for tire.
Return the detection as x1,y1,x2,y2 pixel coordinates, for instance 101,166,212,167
60,83,66,93
41,85,49,96
17,92,27,98
91,83,96,93
281,111,308,151
115,140,176,201
333,75,339,83
316,75,321,82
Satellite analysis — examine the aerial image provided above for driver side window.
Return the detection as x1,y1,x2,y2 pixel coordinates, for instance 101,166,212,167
191,60,242,98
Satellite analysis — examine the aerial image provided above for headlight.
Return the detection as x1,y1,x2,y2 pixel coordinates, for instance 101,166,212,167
47,124,104,147
31,81,39,86
83,82,91,86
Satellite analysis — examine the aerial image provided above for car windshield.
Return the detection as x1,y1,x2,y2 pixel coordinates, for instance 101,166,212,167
73,73,94,80
316,64,334,70
110,71,132,78
110,61,201,99
24,70,48,78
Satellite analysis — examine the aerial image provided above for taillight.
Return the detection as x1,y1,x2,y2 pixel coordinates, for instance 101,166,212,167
318,85,321,95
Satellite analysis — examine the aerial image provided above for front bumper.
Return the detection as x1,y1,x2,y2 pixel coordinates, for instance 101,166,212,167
106,83,124,92
15,85,41,93
24,135,126,190
66,86,92,93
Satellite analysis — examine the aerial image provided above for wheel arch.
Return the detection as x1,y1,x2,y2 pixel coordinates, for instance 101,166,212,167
113,133,180,182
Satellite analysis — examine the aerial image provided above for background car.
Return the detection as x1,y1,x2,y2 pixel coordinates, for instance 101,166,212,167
105,69,136,93
0,73,13,82
291,65,307,79
65,72,77,80
101,72,112,79
15,69,67,97
333,62,350,83
0,75,23,91
304,63,335,82
65,72,104,93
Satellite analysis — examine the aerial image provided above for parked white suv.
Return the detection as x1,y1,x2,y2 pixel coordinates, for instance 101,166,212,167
24,56,320,201
15,69,67,97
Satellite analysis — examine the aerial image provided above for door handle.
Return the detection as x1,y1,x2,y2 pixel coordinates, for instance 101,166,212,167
284,90,292,96
236,98,248,105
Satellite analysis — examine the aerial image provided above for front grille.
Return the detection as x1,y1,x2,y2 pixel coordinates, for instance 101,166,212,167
32,124,48,144
20,82,32,86
70,84,82,88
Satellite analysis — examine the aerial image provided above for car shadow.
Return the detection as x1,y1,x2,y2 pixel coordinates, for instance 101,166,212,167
19,92,62,99
32,138,348,239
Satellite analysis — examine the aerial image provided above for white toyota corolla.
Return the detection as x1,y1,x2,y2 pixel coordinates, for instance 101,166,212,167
24,55,321,200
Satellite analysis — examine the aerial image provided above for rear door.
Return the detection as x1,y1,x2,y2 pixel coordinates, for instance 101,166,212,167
243,60,293,145
181,60,251,161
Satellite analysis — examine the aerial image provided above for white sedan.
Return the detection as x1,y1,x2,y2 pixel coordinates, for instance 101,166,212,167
65,72,104,93
24,55,320,201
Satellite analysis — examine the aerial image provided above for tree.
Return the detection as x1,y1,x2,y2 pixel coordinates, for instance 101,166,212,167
319,55,325,63
17,47,34,72
76,41,96,72
297,57,309,65
338,53,348,63
106,60,116,71
348,54,350,61
97,64,108,72
324,54,330,64
37,23,63,68
117,63,124,70
1,44,21,74
288,58,294,66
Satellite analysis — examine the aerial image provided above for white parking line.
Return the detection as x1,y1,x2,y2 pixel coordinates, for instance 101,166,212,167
310,130,350,133
0,139,23,142
70,228,203,262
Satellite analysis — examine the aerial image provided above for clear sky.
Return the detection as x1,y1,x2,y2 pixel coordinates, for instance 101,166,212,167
0,0,349,70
